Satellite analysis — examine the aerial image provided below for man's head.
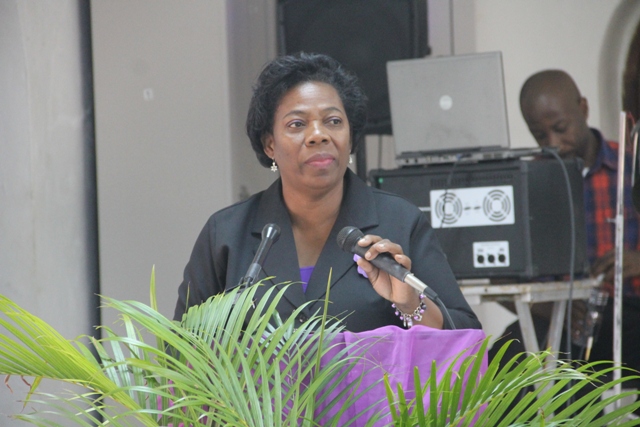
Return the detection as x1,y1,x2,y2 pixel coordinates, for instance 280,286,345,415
520,70,596,162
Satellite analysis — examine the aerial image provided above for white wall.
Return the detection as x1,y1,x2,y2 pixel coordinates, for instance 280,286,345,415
0,1,97,424
91,0,285,332
469,0,628,148
225,0,279,199
91,1,233,327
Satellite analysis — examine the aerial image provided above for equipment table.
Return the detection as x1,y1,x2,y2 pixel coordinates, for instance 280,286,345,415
460,279,599,354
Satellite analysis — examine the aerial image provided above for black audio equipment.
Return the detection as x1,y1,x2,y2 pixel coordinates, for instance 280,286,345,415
370,158,589,280
277,0,429,136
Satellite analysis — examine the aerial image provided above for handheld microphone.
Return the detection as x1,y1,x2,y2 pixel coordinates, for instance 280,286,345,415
336,226,439,300
336,226,456,329
239,223,281,288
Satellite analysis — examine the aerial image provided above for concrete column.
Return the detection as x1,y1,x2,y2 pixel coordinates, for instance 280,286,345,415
0,1,98,424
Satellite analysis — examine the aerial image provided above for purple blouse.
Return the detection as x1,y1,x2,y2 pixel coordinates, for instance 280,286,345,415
300,266,314,293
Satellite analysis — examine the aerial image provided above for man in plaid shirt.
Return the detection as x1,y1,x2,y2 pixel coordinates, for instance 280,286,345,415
519,69,640,387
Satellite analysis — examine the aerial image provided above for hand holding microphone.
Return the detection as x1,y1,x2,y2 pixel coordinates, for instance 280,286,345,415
337,226,438,300
337,226,455,329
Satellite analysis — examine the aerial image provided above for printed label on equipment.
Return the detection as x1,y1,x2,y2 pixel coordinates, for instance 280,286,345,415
473,241,510,268
429,185,515,228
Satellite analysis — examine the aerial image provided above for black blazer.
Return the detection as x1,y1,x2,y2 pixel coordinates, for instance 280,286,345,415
174,170,481,332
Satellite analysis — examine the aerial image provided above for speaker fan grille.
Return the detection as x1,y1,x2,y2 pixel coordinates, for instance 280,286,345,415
483,189,511,222
434,193,463,225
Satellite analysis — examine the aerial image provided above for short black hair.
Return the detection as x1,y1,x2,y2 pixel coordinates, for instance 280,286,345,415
246,52,368,168
520,69,581,111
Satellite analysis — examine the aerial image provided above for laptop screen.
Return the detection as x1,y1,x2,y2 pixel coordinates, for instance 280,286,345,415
386,51,510,159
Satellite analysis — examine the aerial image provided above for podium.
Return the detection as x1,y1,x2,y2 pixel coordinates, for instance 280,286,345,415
317,325,487,425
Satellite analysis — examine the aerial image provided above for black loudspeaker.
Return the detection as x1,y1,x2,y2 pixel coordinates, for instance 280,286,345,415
370,159,589,280
277,0,429,135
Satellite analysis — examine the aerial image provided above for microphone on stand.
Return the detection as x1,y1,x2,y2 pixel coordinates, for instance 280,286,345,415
238,223,281,291
573,274,608,361
336,226,456,329
583,287,609,361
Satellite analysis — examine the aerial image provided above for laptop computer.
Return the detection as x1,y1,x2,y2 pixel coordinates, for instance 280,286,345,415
387,51,540,166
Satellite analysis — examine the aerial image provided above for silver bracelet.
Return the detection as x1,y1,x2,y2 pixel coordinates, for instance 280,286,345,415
392,293,427,328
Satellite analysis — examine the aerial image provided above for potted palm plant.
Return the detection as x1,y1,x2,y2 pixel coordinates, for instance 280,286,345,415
1,270,639,426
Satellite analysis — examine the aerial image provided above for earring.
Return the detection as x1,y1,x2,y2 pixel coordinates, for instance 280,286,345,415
349,155,353,165
270,159,278,172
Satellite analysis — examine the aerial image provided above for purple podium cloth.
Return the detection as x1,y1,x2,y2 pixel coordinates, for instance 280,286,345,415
317,325,488,425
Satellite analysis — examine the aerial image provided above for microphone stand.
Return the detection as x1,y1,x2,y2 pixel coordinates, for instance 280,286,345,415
235,223,281,304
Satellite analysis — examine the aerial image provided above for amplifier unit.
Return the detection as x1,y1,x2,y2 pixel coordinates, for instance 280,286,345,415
370,158,588,280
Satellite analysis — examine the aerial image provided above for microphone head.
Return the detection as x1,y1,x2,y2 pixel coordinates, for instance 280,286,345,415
337,226,364,253
262,223,281,243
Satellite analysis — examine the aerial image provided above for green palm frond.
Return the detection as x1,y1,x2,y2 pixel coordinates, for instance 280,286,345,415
0,270,385,426
0,295,154,426
385,338,640,426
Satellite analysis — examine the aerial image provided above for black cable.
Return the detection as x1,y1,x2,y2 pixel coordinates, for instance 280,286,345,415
541,148,576,360
434,295,456,330
414,155,466,329
432,155,470,329
541,147,577,406
437,154,469,229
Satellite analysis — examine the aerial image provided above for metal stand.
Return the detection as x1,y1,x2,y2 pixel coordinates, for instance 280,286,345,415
462,279,599,393
461,279,599,354
612,112,627,409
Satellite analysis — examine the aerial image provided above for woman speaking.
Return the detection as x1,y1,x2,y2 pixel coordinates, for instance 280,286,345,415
174,52,480,332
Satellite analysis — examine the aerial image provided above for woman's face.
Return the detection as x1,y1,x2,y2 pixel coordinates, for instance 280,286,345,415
263,81,351,193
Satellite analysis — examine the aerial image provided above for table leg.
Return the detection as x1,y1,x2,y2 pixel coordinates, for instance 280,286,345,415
547,300,567,353
515,300,539,353
544,300,567,391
